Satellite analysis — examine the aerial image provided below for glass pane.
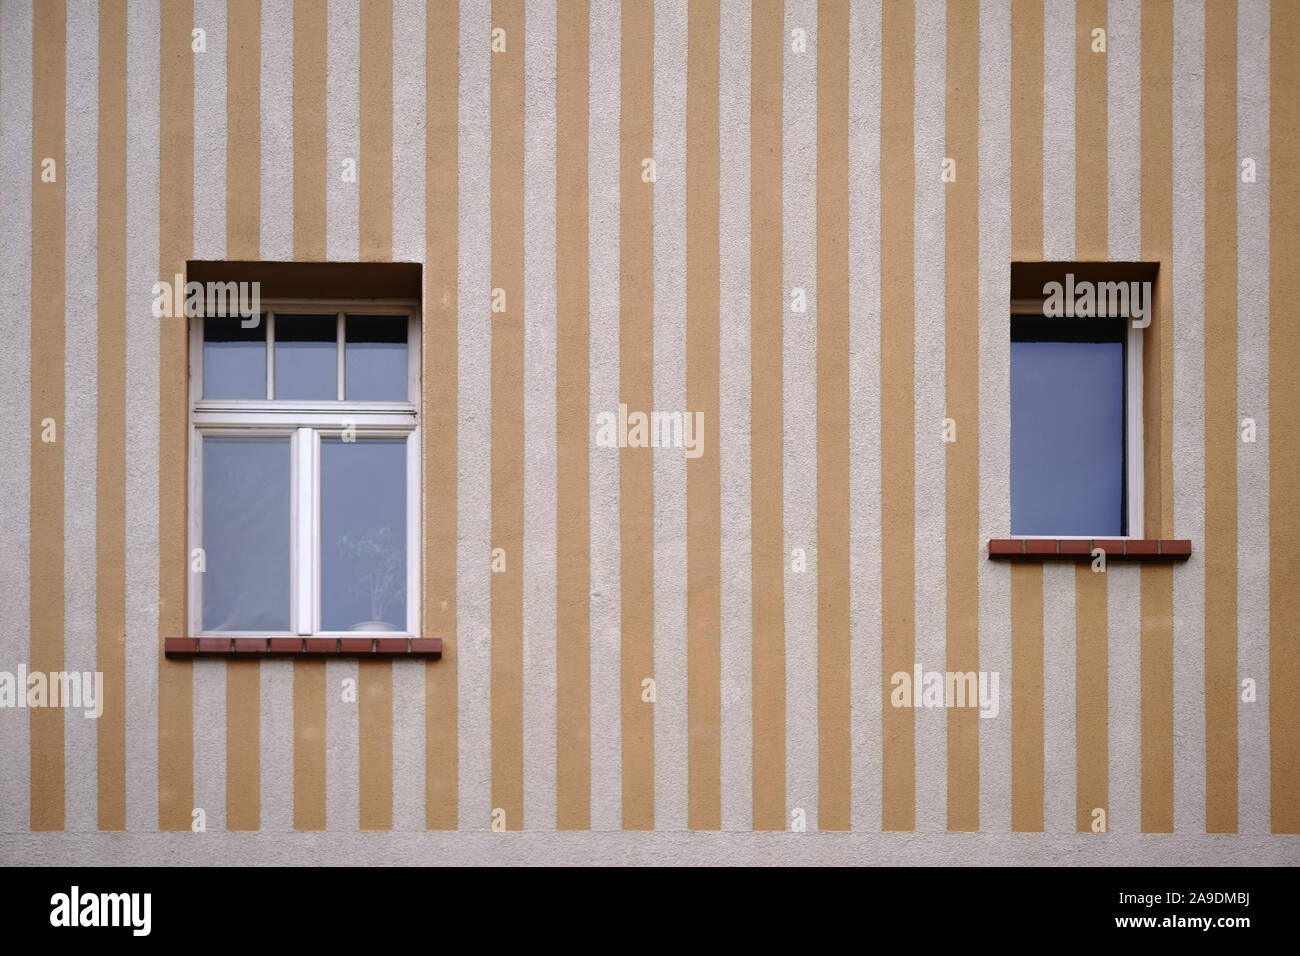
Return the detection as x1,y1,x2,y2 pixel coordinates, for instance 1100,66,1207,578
345,314,409,401
202,436,291,630
321,438,407,631
274,314,337,400
203,315,266,399
1011,339,1125,536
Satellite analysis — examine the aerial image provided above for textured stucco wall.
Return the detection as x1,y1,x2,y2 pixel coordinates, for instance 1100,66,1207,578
1,0,1296,866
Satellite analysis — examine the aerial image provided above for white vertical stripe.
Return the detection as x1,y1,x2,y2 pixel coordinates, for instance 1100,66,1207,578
1107,0,1140,261
523,0,558,830
977,0,1013,834
192,0,227,834
719,0,752,832
193,0,226,260
0,0,33,835
391,0,427,833
191,658,226,831
912,0,946,833
653,0,687,832
261,0,293,261
783,0,817,831
1236,0,1270,835
326,0,360,261
1039,0,1076,838
259,662,292,831
587,0,622,832
1106,0,1141,839
457,0,492,831
391,660,424,830
64,0,99,833
125,0,162,832
391,0,425,264
258,0,295,833
1172,0,1206,835
1042,0,1075,260
848,0,883,834
1108,566,1141,832
1041,563,1076,832
325,659,359,829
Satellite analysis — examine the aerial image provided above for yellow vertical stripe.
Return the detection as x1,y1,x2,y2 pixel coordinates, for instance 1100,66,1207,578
1009,0,1043,832
945,0,980,833
750,0,785,832
358,0,395,832
292,0,328,830
1073,0,1108,836
96,0,127,832
490,0,525,831
881,0,915,832
1011,564,1044,830
817,0,851,831
226,0,262,832
293,0,327,263
1203,0,1237,834
686,0,722,831
424,0,459,831
620,0,656,831
158,0,194,833
1010,0,1043,262
556,0,591,831
31,0,66,832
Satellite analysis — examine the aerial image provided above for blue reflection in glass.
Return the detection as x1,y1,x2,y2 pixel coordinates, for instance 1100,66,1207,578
204,315,266,399
202,436,291,630
321,438,407,631
275,314,337,400
1011,337,1125,536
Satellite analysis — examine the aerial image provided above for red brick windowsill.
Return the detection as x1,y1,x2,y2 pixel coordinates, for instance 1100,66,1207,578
988,539,1191,561
164,637,442,659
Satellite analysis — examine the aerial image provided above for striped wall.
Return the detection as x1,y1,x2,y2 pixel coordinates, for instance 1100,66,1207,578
2,0,1300,865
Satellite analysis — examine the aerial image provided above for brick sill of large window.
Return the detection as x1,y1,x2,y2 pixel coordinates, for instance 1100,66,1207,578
988,539,1191,561
164,637,442,659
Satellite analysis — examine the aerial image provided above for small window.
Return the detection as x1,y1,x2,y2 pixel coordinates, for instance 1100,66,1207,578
1011,315,1128,536
189,300,420,637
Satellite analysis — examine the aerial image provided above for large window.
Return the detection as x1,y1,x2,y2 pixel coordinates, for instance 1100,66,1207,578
189,302,421,637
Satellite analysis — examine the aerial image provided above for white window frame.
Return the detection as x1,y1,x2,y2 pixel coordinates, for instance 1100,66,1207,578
1009,299,1144,540
188,298,421,638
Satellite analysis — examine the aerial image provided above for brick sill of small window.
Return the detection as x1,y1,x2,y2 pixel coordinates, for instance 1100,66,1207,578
164,637,442,659
988,539,1191,561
